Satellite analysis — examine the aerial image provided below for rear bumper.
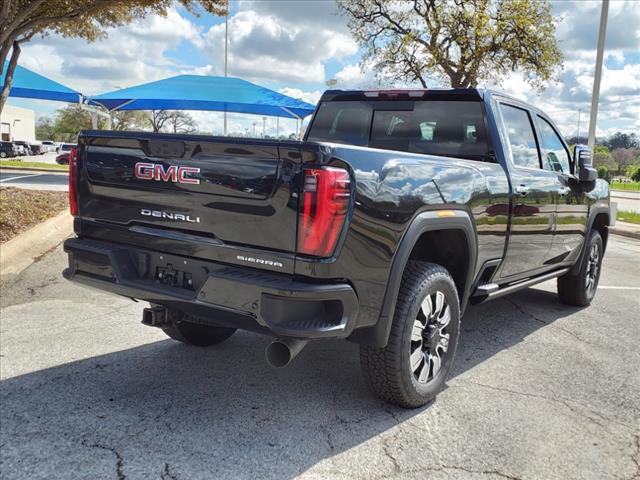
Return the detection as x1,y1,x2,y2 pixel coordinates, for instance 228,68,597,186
63,238,358,339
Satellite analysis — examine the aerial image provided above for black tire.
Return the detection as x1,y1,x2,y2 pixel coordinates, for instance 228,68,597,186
162,309,236,347
557,229,604,306
360,261,461,408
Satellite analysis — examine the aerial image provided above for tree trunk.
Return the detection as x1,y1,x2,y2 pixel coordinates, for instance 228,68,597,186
0,41,20,115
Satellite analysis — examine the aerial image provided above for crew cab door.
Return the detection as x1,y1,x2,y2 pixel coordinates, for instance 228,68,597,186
534,114,588,263
496,103,558,279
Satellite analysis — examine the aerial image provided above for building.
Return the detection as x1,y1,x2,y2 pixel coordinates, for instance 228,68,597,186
0,104,36,142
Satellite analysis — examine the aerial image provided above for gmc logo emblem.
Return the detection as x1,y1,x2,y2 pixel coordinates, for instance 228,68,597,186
134,162,200,185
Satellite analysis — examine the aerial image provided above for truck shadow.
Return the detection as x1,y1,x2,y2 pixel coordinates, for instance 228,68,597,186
0,287,582,479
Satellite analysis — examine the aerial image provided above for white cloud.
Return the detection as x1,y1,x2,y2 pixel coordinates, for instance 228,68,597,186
20,8,203,95
277,88,322,105
199,9,357,84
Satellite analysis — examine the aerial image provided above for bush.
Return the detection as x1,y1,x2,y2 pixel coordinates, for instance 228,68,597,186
597,166,611,182
627,165,640,182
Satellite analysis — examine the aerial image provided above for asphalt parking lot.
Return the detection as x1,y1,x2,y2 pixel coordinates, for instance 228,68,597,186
1,236,639,480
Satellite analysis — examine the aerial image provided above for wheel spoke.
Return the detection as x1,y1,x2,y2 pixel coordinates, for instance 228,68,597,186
410,347,424,372
417,358,430,383
438,305,451,328
411,320,424,342
420,295,433,319
430,351,442,378
439,333,450,353
434,291,445,318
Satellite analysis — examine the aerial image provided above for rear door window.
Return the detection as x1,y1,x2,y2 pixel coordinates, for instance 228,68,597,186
499,104,541,169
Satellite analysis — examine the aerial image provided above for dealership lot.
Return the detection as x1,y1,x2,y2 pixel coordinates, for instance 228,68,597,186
0,237,639,480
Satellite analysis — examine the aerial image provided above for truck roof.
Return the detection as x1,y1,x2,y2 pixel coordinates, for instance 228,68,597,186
320,87,523,104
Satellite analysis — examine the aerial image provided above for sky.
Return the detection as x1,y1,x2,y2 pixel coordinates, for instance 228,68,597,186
6,0,640,139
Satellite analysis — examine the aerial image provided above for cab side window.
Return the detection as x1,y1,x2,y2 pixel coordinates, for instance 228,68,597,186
499,104,540,169
537,116,571,174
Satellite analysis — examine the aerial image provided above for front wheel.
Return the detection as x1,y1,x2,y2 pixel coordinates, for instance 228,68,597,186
360,261,461,408
557,229,604,306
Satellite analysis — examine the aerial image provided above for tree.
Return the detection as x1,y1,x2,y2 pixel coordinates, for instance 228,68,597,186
611,148,640,176
0,0,226,113
148,110,196,133
604,131,638,150
35,116,55,140
52,105,97,142
168,111,196,134
111,110,150,131
337,0,563,89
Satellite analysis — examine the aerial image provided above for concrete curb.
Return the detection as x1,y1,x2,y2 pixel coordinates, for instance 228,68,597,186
0,166,68,174
0,211,73,278
610,221,640,241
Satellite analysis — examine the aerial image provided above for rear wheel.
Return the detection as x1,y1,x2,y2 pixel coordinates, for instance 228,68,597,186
557,229,603,306
162,309,236,347
360,261,461,408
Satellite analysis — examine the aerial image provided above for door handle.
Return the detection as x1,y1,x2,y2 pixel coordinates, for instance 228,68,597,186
557,186,571,196
514,184,530,196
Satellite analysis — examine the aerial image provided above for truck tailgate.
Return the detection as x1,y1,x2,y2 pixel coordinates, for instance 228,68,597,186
77,132,301,260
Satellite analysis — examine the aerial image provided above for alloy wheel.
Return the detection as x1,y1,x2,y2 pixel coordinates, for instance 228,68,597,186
410,291,451,384
585,242,600,296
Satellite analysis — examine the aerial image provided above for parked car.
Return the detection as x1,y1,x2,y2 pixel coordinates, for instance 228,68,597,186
58,143,76,154
0,141,19,158
12,143,28,156
56,152,71,165
13,140,36,155
63,88,609,408
40,140,56,153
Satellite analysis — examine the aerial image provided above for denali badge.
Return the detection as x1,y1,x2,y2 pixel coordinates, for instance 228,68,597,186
135,162,200,185
236,255,283,268
141,209,200,223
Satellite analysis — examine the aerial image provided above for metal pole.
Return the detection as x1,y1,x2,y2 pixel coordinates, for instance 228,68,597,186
262,116,266,137
587,0,609,152
223,3,229,136
276,117,279,138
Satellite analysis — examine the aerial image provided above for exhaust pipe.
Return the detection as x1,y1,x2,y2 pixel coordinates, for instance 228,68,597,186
265,338,309,368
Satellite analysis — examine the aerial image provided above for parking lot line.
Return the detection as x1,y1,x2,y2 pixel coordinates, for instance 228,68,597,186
0,173,42,183
598,286,640,290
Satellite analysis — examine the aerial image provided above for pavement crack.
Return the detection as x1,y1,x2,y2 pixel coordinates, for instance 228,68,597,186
457,379,636,432
630,434,640,480
160,463,178,480
502,298,593,346
381,435,401,474
81,437,125,480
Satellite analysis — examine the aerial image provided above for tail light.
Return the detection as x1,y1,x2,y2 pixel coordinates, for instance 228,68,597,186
69,147,79,216
297,167,351,257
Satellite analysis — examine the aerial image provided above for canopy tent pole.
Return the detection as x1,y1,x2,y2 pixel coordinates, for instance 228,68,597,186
223,8,229,136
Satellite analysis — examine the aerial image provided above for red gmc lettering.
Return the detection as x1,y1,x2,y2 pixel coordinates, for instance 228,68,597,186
134,162,200,185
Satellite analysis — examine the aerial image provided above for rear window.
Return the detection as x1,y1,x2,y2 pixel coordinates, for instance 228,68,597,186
307,99,490,161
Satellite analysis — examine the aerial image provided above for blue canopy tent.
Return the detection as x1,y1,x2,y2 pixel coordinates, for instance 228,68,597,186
1,61,82,103
89,75,315,120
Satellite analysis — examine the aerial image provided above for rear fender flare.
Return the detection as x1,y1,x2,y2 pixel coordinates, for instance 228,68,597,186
351,210,478,347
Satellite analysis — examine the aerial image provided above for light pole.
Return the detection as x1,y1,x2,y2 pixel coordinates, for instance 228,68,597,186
587,0,609,151
223,1,229,136
262,116,267,137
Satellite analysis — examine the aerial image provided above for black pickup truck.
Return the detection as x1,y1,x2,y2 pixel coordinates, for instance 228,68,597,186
63,89,610,407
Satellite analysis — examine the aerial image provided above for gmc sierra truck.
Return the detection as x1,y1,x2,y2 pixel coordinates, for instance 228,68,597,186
63,89,610,408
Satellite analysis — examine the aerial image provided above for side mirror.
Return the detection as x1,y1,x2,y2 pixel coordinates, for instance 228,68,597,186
573,145,597,182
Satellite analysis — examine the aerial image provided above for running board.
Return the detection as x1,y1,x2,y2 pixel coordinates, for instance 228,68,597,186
472,268,570,301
